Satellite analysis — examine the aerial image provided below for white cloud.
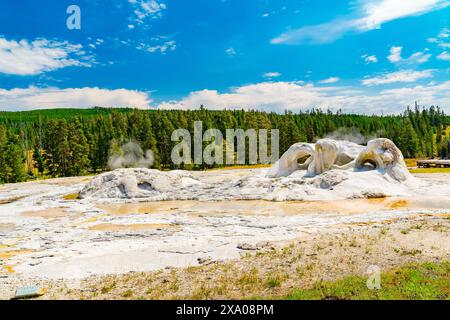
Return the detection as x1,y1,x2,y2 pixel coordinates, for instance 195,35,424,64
146,40,176,54
271,18,357,45
428,27,450,48
272,0,450,44
3,81,449,114
319,77,340,84
87,38,104,50
406,51,432,64
157,80,450,114
0,37,92,76
226,47,236,56
362,69,434,86
130,36,177,54
359,0,449,30
362,54,378,64
128,0,166,24
387,46,431,64
0,87,151,111
387,46,403,62
263,72,281,79
437,27,449,38
437,51,450,60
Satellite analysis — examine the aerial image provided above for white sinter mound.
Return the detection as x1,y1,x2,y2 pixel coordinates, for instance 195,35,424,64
80,138,447,202
79,168,202,200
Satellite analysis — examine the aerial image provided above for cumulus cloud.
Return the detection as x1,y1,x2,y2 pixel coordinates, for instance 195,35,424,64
0,37,92,76
3,81,449,114
437,51,450,60
226,47,236,56
362,54,378,64
428,27,450,48
156,80,450,114
272,0,450,44
405,51,432,64
319,77,340,84
387,46,403,62
0,87,151,111
361,69,434,86
387,46,431,64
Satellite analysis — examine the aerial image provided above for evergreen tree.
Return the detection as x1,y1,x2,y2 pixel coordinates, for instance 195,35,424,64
397,119,419,158
67,118,90,176
33,145,45,176
0,131,26,183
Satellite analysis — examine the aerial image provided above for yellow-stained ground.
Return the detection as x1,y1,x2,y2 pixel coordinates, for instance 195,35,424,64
92,197,450,218
22,208,76,219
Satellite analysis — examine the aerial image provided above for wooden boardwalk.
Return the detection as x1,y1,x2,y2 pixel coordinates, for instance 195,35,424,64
416,159,450,168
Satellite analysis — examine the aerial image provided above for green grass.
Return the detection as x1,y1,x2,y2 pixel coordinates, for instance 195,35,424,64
284,262,450,300
266,275,283,288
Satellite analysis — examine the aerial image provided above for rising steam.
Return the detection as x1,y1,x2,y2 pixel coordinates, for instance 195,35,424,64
108,140,154,169
322,127,384,145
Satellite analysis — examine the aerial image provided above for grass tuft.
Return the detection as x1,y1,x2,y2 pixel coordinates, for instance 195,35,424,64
285,262,449,300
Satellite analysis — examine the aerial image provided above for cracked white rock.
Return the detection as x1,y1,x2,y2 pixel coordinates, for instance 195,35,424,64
355,138,412,182
80,168,201,200
267,139,364,177
78,139,438,202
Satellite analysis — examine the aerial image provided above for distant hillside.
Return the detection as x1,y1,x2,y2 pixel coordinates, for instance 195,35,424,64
0,107,135,124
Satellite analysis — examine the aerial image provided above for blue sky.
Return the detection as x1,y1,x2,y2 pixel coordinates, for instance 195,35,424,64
0,0,449,114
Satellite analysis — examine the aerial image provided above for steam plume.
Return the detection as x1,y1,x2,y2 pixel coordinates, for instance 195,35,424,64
322,127,384,144
108,140,154,169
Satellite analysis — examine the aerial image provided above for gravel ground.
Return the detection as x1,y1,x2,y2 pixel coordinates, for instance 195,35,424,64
0,172,449,300
1,213,448,300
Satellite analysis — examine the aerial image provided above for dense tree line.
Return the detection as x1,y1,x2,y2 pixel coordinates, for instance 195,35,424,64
0,106,448,183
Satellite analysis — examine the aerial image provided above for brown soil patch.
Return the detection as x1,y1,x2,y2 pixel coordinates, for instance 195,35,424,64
22,208,75,219
0,223,16,233
95,201,191,215
0,196,26,205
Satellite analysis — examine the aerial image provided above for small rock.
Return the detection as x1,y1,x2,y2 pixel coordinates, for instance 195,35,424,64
305,252,317,257
12,286,46,300
197,256,213,265
237,242,272,251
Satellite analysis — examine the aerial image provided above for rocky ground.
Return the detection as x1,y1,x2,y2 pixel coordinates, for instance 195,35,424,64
42,214,450,299
0,171,449,300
